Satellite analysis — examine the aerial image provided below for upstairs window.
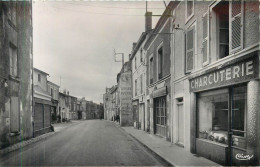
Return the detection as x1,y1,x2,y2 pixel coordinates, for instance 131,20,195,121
211,0,244,59
38,74,41,82
158,46,163,80
186,0,194,21
185,26,195,73
9,44,17,77
135,79,137,96
135,57,137,69
140,74,143,94
140,48,143,63
202,12,209,65
51,88,53,97
149,56,154,84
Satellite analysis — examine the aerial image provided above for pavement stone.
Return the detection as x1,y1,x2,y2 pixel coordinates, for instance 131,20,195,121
0,120,84,156
122,126,221,166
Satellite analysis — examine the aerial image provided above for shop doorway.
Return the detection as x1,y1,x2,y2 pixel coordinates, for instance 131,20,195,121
154,96,167,137
177,98,184,146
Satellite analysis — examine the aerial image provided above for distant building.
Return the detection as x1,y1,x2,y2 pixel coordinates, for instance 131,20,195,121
47,81,59,123
68,95,77,120
116,62,133,126
0,1,33,148
77,97,87,120
103,87,113,120
33,68,52,136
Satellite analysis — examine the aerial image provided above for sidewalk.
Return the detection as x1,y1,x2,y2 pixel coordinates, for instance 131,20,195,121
0,120,84,156
122,127,220,166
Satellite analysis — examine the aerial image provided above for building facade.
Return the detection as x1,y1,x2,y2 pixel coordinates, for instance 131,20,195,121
0,1,33,148
33,68,52,136
144,3,178,140
47,81,59,123
171,0,259,165
117,62,133,126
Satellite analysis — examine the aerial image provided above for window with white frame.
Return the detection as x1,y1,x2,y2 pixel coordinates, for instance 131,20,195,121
210,0,244,59
186,0,194,21
185,25,195,73
9,44,18,77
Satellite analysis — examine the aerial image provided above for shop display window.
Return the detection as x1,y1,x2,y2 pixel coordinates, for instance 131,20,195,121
198,89,229,144
197,86,247,148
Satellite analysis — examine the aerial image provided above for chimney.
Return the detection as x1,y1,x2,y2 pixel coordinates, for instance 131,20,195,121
145,12,152,32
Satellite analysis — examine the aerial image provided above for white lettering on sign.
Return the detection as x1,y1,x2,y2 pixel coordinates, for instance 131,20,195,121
235,154,254,161
190,60,255,91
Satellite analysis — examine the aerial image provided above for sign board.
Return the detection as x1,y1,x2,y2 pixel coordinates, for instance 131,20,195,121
190,56,259,92
153,87,167,98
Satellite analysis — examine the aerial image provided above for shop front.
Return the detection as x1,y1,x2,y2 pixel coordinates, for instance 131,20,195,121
190,54,259,165
153,87,167,138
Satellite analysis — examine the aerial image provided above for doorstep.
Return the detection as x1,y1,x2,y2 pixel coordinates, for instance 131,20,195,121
122,127,220,166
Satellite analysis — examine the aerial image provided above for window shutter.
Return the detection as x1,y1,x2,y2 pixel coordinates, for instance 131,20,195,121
10,96,19,132
202,12,209,65
186,27,194,72
230,0,244,53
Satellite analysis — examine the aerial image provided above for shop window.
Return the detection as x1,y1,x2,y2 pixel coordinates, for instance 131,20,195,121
197,86,246,149
155,97,167,126
158,46,163,80
9,44,18,77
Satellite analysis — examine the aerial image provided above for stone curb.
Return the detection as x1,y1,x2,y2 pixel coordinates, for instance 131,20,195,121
0,121,84,156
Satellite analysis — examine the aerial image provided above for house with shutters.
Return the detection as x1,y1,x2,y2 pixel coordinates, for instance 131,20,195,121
144,2,179,141
33,68,52,136
171,0,259,165
0,1,33,148
47,81,59,123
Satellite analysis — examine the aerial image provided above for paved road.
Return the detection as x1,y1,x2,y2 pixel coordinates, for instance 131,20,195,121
0,120,167,166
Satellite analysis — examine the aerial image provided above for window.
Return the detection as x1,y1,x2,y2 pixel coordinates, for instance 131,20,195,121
213,1,229,59
51,88,53,97
158,46,163,80
154,96,167,137
140,74,143,94
135,57,137,69
186,0,194,21
149,56,153,84
202,12,209,65
140,49,143,63
8,2,17,26
38,74,41,82
135,79,137,96
197,86,247,149
211,1,244,59
9,45,18,77
185,26,195,73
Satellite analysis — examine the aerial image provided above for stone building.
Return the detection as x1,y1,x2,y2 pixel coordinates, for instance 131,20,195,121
0,1,33,148
103,87,113,120
117,62,133,126
68,95,77,120
59,92,69,121
171,0,259,165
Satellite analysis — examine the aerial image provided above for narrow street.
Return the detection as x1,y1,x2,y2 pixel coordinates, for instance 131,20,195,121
0,120,167,166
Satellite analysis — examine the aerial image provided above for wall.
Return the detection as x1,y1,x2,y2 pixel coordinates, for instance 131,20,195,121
0,2,33,148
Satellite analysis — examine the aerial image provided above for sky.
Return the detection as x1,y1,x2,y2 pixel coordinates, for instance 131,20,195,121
33,1,168,103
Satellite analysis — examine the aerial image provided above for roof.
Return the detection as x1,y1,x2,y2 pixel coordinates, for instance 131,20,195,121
34,68,49,76
47,81,60,88
129,32,147,61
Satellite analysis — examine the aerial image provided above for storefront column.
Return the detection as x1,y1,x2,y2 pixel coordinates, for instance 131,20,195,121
190,92,196,154
247,80,260,164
